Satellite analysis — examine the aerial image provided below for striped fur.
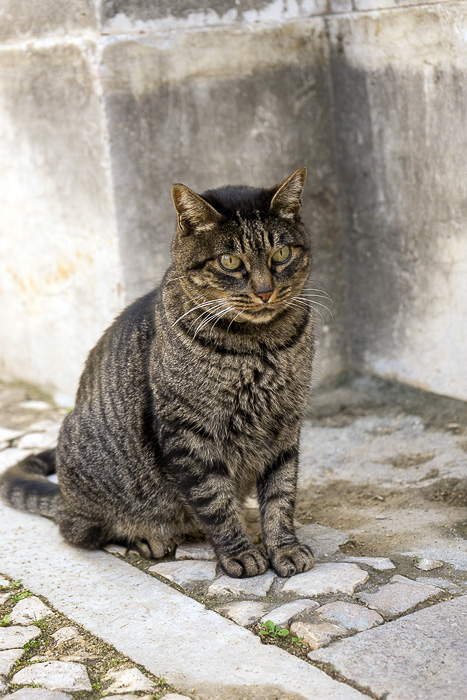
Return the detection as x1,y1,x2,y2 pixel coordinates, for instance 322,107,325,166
0,168,315,578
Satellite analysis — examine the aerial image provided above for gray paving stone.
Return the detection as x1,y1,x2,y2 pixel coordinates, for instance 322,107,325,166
357,575,442,617
415,577,463,594
0,593,10,605
149,561,218,589
343,556,395,571
0,674,8,696
0,428,22,447
51,628,79,646
175,542,216,561
10,596,53,625
101,696,152,700
3,690,72,700
290,620,348,650
0,626,41,650
103,667,155,694
162,696,193,700
103,545,127,556
0,576,10,588
0,649,25,675
12,662,92,691
18,402,51,412
0,505,367,699
261,600,319,629
281,563,368,597
296,524,349,560
316,601,383,631
414,556,443,571
216,601,269,627
207,570,276,598
309,596,467,700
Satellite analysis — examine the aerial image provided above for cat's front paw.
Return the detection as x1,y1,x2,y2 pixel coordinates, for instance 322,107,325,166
269,542,314,577
218,546,269,578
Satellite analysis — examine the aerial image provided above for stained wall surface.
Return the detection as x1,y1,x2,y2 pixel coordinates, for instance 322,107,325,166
0,0,466,401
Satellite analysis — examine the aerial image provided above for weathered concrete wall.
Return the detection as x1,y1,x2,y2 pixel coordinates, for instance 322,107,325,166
329,4,467,401
0,40,125,399
0,0,466,401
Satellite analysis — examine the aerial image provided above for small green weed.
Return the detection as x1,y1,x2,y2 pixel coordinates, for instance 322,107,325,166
259,620,305,645
12,590,32,603
11,580,22,588
259,620,290,638
0,614,11,627
24,639,41,651
33,618,48,631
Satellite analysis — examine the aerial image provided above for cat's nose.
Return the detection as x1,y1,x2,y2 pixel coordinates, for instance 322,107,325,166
256,290,273,303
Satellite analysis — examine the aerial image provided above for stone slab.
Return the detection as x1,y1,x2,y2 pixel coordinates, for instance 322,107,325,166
261,600,319,629
316,601,383,631
0,576,10,588
216,601,269,627
309,596,467,700
296,524,349,560
10,597,53,625
51,628,79,646
103,668,155,694
343,557,395,571
0,649,25,675
0,626,41,650
149,561,218,589
207,571,276,599
357,576,441,617
290,620,347,650
175,543,216,561
12,661,91,691
3,691,72,700
0,504,366,699
281,564,368,597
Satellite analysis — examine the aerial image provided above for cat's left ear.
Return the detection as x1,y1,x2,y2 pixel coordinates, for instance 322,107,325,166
171,184,222,235
270,166,307,220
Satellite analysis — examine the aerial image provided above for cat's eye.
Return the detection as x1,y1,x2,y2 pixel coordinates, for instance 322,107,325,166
272,245,291,264
219,254,242,271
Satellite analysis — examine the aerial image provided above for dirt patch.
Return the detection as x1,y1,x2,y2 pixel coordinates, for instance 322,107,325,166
421,478,467,507
387,453,435,469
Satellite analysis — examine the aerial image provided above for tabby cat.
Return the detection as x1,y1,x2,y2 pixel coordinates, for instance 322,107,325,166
0,167,315,579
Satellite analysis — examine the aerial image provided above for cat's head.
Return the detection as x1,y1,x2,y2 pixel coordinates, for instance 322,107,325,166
170,167,311,325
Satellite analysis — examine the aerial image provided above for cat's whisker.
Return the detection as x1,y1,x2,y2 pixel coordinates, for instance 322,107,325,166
297,293,333,306
286,300,326,325
227,310,245,332
193,303,232,337
171,298,227,327
292,296,334,321
209,306,237,339
165,275,187,285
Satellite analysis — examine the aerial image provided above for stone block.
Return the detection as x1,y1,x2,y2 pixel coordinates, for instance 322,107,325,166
217,601,270,626
357,575,441,617
149,560,218,589
309,596,467,700
0,42,124,397
207,570,276,598
328,5,467,400
281,563,368,597
261,599,319,629
316,601,383,631
290,619,347,649
12,662,91,692
0,626,41,650
10,596,53,625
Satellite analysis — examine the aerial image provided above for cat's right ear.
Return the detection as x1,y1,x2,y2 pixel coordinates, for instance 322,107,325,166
171,184,222,235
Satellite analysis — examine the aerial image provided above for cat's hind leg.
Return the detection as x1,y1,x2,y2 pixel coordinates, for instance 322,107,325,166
58,509,108,551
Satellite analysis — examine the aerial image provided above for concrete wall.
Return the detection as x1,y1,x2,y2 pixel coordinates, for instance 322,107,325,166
0,0,466,402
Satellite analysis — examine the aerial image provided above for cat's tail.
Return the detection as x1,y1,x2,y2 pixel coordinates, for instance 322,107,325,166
0,448,60,518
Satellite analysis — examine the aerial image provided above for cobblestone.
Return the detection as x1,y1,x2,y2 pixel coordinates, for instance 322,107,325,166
12,661,92,691
216,601,269,626
3,691,71,700
316,601,383,631
207,570,276,598
0,649,25,675
0,626,41,650
10,597,53,625
260,599,319,628
357,575,442,617
281,564,369,597
103,667,155,694
149,560,218,588
290,620,348,650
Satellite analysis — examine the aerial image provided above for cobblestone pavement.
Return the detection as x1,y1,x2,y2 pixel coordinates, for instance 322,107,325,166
0,378,466,699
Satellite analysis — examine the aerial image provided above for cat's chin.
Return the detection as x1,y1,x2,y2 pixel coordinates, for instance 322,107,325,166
235,306,281,325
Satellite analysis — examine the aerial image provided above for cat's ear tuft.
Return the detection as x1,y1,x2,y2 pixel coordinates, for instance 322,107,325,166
270,167,307,220
171,184,222,235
